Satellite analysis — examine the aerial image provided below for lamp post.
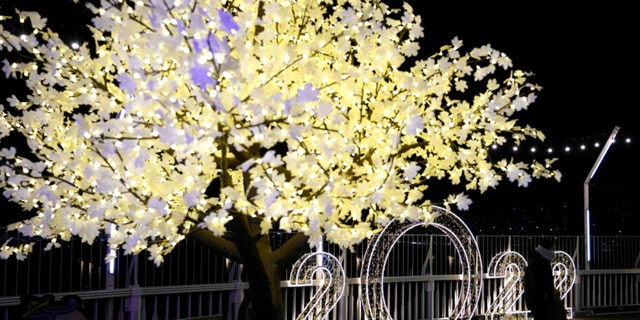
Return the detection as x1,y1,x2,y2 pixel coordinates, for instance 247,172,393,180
583,126,619,270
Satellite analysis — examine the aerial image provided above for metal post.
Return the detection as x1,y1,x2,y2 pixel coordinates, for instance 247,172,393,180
583,126,619,270
125,257,141,320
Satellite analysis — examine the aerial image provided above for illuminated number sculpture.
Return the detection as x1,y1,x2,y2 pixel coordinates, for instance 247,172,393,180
486,251,528,319
552,251,576,299
553,250,577,318
289,252,346,320
360,206,482,319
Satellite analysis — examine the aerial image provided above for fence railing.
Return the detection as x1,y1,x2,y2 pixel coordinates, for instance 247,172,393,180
2,229,640,319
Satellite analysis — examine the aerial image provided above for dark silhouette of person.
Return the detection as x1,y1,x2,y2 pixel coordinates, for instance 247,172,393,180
524,238,566,319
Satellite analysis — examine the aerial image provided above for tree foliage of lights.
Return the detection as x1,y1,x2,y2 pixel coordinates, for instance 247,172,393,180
0,0,559,317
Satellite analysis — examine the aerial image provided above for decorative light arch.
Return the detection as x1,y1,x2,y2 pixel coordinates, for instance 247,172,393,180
359,206,483,319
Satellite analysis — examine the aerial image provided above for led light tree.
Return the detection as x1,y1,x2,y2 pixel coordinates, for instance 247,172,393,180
0,0,560,318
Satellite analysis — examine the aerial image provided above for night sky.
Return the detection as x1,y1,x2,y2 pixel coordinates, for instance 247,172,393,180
1,1,638,235
402,1,640,235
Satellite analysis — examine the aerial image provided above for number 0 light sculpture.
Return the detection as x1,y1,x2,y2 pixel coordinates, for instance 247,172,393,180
360,206,482,319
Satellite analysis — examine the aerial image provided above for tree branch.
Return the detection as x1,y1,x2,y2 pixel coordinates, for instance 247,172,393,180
188,228,243,263
271,232,310,267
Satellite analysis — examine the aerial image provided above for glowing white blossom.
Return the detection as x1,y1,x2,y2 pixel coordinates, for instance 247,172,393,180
0,0,560,262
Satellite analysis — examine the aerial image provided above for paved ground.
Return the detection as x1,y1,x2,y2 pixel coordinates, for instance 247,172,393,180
573,313,640,319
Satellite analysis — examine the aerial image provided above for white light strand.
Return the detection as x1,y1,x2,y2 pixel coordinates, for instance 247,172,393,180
490,133,633,155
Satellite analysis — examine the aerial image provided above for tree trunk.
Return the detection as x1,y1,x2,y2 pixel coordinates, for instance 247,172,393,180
227,214,282,319
234,227,283,318
190,215,311,320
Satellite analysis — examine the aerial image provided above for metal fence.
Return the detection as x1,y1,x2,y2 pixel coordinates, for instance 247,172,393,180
2,227,640,319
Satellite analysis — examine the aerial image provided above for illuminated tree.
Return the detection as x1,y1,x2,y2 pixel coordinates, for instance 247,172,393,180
0,0,560,318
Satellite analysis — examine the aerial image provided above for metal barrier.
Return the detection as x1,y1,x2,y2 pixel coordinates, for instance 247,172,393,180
2,229,640,319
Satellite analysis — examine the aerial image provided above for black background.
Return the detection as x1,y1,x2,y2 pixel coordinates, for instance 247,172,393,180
1,1,638,235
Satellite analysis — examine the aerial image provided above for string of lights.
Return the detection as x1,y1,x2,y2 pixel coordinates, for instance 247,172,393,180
490,131,633,155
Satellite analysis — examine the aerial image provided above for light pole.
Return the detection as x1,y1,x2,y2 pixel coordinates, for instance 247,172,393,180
584,125,619,270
